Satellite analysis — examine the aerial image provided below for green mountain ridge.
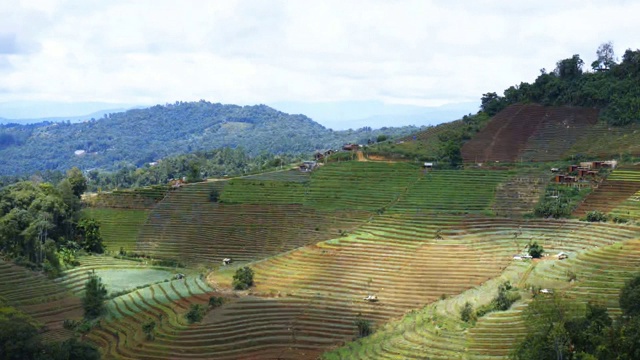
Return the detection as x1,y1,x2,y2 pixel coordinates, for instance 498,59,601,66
0,101,422,176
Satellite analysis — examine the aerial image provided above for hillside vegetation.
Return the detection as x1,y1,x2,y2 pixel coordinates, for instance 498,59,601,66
3,45,640,360
0,101,421,176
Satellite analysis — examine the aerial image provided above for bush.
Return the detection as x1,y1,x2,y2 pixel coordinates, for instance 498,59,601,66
460,302,476,323
620,274,640,317
612,215,629,224
584,210,608,222
232,267,255,290
185,304,206,323
354,316,373,338
142,319,156,340
476,282,521,318
376,134,389,142
528,242,544,259
62,319,79,330
82,271,107,319
208,296,224,309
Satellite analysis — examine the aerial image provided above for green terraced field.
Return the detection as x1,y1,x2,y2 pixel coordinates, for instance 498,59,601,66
82,208,150,252
4,155,637,359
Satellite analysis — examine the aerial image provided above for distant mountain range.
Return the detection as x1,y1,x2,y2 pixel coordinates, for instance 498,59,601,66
0,101,427,176
0,100,478,130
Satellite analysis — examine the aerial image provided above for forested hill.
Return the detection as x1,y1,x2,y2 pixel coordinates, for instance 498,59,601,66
0,101,421,176
480,45,640,125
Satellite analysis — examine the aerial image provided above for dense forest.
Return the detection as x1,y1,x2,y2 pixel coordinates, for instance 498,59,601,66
0,101,422,176
481,43,640,125
0,168,103,277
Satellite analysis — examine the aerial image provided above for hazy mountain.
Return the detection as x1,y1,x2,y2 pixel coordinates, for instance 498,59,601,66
269,100,479,130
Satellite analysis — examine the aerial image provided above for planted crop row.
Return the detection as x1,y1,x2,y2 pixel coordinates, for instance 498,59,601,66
82,208,150,253
0,259,81,339
136,180,370,266
390,170,511,214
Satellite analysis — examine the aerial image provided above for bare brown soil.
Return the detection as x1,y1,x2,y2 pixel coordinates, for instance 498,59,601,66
462,104,599,163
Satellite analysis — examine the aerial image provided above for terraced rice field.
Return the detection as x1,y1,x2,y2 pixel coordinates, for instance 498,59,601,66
136,175,370,266
520,106,598,161
25,160,636,359
390,169,512,214
461,104,598,163
567,122,640,158
323,218,640,359
304,162,421,211
533,237,640,314
0,259,82,342
87,275,216,359
573,168,640,218
82,208,150,253
85,186,169,209
491,170,549,217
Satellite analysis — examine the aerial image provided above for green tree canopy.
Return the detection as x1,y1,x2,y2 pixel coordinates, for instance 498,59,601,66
83,271,107,319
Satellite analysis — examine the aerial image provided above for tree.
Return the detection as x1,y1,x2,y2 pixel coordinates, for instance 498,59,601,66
354,315,373,338
66,167,87,198
591,41,617,71
141,319,156,340
83,271,107,319
232,266,254,290
0,307,41,360
76,218,104,253
208,296,224,308
185,304,206,323
480,92,504,116
554,54,584,80
584,210,607,222
620,273,640,317
460,301,476,323
512,295,579,360
528,241,543,259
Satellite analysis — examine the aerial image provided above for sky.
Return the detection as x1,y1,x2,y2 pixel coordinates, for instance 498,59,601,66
1,0,639,126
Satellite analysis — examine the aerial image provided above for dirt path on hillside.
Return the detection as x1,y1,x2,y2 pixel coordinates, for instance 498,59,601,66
356,151,367,161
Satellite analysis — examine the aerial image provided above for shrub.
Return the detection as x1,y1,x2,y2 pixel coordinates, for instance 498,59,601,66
209,188,220,202
142,319,156,340
63,319,79,330
612,215,629,224
208,296,224,308
233,267,255,290
185,304,206,323
620,274,640,317
354,316,373,338
460,302,476,323
528,242,544,259
584,210,608,222
82,271,107,319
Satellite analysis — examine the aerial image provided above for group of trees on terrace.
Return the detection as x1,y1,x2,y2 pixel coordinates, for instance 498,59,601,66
0,167,103,277
513,273,640,359
481,42,640,126
84,147,304,191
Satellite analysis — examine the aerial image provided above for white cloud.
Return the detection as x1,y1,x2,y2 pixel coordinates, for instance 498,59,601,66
1,0,639,108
